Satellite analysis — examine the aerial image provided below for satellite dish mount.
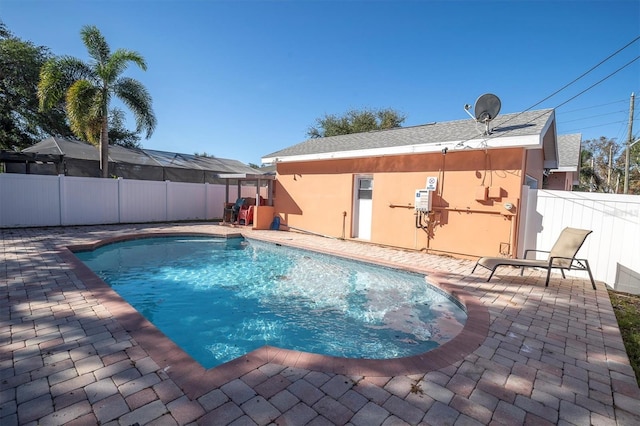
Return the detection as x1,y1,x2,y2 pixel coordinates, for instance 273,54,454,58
466,93,501,135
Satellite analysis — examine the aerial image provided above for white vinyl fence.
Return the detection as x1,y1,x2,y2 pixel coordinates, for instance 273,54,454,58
521,188,640,293
0,174,261,228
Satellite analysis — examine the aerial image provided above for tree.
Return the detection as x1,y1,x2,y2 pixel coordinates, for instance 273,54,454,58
307,108,405,139
577,149,603,192
626,135,640,194
108,108,141,149
0,22,73,150
38,25,156,177
579,137,627,193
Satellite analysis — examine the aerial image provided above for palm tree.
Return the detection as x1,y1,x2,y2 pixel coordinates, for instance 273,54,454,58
38,25,156,178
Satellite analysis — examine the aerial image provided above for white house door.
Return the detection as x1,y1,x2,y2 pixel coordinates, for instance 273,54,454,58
353,176,373,240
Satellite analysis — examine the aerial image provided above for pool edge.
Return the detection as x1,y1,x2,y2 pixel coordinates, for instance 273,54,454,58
59,230,490,400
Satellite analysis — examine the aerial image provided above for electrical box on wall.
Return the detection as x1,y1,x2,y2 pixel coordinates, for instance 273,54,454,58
415,189,432,212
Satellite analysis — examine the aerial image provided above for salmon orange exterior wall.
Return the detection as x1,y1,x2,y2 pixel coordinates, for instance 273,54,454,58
545,172,573,190
274,147,536,258
524,148,544,187
252,206,275,230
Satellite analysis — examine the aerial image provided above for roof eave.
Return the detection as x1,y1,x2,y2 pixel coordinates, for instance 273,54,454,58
263,134,544,164
218,173,275,180
541,112,559,169
550,166,578,172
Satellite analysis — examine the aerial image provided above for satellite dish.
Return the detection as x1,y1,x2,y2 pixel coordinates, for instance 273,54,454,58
474,93,501,134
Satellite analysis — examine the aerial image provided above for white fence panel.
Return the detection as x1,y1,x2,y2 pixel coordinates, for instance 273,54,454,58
0,174,61,227
167,182,207,221
527,189,640,292
0,174,238,227
119,179,168,223
61,176,119,225
207,184,227,219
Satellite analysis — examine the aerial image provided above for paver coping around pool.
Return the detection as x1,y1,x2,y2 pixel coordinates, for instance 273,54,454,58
60,231,490,400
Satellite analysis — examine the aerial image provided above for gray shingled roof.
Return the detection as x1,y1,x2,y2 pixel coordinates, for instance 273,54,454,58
556,134,581,170
263,109,554,160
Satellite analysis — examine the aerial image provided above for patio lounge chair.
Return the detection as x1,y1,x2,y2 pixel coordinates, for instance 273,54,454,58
471,227,596,289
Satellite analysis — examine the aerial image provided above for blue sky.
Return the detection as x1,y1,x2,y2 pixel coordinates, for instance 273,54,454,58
2,0,639,165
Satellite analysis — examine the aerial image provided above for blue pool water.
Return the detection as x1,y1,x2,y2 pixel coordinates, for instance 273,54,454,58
75,236,467,369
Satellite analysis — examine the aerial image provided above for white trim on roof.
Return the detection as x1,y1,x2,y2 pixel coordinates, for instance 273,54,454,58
550,166,578,172
217,173,275,180
263,134,543,164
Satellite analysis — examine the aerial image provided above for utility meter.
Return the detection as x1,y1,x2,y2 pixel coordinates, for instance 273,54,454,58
414,189,432,212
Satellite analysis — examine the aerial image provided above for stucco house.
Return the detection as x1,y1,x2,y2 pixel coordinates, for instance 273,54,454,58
261,108,569,259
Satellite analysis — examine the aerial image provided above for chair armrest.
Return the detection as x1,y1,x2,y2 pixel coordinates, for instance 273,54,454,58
548,256,576,268
523,249,550,259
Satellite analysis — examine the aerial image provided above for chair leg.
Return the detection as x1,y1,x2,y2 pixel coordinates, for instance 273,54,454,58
471,264,478,274
584,259,596,290
545,268,552,287
487,268,497,282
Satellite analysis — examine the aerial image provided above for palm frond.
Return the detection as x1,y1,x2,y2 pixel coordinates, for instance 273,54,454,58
113,77,156,139
38,56,96,110
55,56,95,81
81,25,110,65
38,59,66,110
99,49,146,84
112,49,147,72
66,80,103,144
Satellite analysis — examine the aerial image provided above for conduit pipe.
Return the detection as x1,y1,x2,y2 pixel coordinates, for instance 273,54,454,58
390,204,515,216
341,211,347,239
432,206,516,216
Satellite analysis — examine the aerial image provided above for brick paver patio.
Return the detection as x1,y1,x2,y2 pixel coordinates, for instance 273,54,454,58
1,223,639,425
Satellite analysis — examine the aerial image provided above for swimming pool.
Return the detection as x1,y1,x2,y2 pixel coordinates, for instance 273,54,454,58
75,236,466,369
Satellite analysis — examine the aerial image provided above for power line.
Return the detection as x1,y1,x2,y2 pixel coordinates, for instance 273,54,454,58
468,59,640,144
524,35,640,112
553,56,640,110
562,109,640,140
557,98,638,141
563,119,629,133
558,99,629,114
451,36,640,147
561,110,627,123
478,38,640,139
489,55,639,142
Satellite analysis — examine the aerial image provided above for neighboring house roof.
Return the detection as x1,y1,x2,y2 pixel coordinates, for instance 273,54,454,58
553,134,581,172
21,137,259,175
262,109,556,165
